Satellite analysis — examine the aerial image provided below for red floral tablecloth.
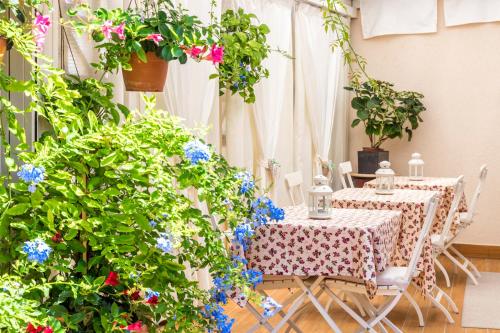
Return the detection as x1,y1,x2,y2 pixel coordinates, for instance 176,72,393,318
331,188,440,293
364,177,468,236
245,207,402,298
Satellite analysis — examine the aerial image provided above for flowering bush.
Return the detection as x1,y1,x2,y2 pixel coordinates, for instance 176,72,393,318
0,4,284,332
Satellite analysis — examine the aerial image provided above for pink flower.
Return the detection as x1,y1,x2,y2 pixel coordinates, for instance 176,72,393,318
145,33,163,46
112,22,126,40
126,322,143,331
205,44,224,64
32,14,51,51
101,20,113,39
104,271,120,286
184,45,205,59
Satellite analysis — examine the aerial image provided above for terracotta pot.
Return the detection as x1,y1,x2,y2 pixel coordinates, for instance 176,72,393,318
0,37,7,64
122,52,168,92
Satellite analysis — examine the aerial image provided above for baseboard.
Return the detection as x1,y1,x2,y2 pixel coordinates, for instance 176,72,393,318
453,243,500,259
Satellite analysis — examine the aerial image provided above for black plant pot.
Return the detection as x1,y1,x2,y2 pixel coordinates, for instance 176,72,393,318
358,148,389,174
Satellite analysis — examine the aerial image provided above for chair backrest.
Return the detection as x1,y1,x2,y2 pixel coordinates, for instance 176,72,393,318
465,164,488,222
403,194,440,283
438,175,465,244
338,161,354,189
284,171,305,206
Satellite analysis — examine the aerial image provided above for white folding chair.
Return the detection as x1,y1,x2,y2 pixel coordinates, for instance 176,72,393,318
338,161,354,189
321,195,440,333
432,176,466,287
458,164,488,228
284,171,306,206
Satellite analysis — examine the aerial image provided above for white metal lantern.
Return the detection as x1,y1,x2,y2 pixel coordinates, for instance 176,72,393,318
408,152,424,181
308,175,333,219
375,161,395,195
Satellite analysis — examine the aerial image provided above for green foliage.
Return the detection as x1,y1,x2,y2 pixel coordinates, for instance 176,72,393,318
347,80,426,148
209,8,271,104
0,2,274,332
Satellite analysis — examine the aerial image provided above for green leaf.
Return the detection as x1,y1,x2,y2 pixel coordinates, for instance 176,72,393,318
6,203,30,216
101,152,118,167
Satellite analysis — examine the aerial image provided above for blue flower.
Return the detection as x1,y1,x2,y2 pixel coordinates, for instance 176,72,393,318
149,220,157,228
17,164,45,192
233,223,254,251
251,196,285,226
22,238,52,264
242,269,263,288
145,289,160,301
235,171,254,194
262,296,282,318
269,206,285,221
211,274,232,305
183,140,211,165
156,232,173,254
232,255,248,266
203,303,235,333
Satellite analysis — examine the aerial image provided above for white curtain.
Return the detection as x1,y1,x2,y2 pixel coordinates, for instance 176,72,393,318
444,0,500,27
222,0,293,200
295,3,343,176
158,0,221,150
360,0,437,39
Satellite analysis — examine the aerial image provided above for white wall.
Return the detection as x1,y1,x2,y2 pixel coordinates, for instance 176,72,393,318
349,0,500,245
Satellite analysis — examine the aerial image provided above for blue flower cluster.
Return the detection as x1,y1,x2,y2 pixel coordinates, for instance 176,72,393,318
233,223,254,251
211,275,232,305
251,196,285,227
231,255,248,267
235,171,255,194
242,269,263,288
22,238,52,264
183,140,211,165
149,220,157,228
203,303,235,333
156,232,173,254
17,164,45,193
145,289,160,301
262,296,282,318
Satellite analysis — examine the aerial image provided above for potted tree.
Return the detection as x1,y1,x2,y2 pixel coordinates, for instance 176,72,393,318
347,80,426,174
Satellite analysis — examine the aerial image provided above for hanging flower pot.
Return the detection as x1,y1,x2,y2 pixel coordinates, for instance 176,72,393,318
0,37,7,64
122,52,168,92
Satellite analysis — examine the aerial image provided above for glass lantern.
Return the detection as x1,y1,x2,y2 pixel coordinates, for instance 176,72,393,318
375,161,395,195
308,175,333,219
408,152,424,181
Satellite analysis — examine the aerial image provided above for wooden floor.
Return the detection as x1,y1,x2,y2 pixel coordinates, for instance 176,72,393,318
225,257,500,333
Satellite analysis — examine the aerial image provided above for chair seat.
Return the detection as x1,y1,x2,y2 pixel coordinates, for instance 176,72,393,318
376,267,416,287
431,234,453,248
459,212,473,225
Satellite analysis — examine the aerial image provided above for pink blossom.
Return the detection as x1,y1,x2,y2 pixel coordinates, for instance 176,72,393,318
112,22,126,40
145,33,163,46
184,45,205,59
32,14,51,51
101,20,113,39
205,44,224,64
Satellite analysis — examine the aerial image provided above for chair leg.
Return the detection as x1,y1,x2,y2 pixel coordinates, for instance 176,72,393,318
258,290,304,333
435,256,451,288
449,245,481,278
403,290,425,327
435,285,459,314
443,248,479,285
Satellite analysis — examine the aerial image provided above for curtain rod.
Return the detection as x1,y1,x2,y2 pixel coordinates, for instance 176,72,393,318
295,0,357,18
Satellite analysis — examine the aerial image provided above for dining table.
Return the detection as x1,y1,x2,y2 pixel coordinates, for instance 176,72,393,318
331,187,440,293
364,176,468,236
245,206,403,298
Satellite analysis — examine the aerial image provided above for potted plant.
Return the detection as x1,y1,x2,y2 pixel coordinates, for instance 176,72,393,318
69,0,217,92
347,80,426,174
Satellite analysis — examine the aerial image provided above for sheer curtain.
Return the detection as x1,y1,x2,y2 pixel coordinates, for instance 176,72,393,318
222,0,294,201
294,2,347,188
158,0,221,150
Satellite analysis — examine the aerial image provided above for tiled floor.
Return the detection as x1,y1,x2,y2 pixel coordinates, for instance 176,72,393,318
225,257,500,332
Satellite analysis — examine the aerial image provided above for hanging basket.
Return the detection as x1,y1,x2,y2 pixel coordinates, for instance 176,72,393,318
0,37,7,64
122,52,168,92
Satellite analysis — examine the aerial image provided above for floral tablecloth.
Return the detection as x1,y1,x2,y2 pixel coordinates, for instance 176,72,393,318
331,188,440,293
245,206,402,298
364,177,468,236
